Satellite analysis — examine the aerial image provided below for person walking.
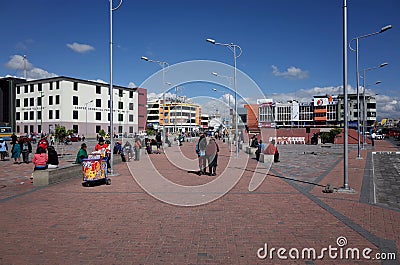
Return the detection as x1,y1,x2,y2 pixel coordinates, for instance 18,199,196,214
11,139,22,164
0,138,8,161
205,137,219,176
371,130,376,147
196,134,207,175
134,138,142,161
21,138,32,163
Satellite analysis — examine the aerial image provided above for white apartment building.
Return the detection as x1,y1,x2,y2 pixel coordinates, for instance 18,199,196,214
15,76,147,138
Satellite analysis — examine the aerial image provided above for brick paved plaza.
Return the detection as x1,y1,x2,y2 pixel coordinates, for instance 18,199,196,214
0,138,399,265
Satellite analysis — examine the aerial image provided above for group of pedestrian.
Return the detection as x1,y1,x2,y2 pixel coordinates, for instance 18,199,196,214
250,134,280,163
196,134,219,176
32,137,59,170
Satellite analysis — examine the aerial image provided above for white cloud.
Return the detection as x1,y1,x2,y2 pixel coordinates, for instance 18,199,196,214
272,65,309,80
88,79,108,84
4,55,57,80
66,42,95,53
128,82,137,88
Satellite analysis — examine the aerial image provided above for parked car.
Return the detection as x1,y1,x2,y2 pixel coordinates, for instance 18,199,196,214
69,135,81,142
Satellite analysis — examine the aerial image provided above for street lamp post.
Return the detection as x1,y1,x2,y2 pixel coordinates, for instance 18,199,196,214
361,62,388,148
85,99,94,138
207,38,242,157
40,90,44,134
212,72,233,147
109,0,123,175
141,56,169,142
349,24,392,159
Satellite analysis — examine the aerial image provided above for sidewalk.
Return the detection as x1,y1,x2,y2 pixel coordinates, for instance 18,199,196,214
0,139,399,264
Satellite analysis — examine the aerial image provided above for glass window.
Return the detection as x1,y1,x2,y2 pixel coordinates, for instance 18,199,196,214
96,126,101,133
30,84,34,92
73,96,78,105
96,99,101,107
73,82,78,91
118,102,123,109
49,96,53,105
24,85,28,93
56,95,60,104
56,81,60,89
129,91,133,98
38,83,42,91
30,111,34,120
24,98,28,107
96,112,101,120
73,110,78,119
118,114,123,122
73,125,78,133
96,86,101,94
30,98,34,106
49,110,53,119
16,112,20,120
37,111,41,120
16,99,20,107
37,97,42,106
129,103,134,110
24,112,28,120
55,110,60,119
49,82,53,90
17,86,20,94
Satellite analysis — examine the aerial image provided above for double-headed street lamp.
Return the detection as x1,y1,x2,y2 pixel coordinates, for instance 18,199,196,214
361,62,388,148
141,56,169,141
207,38,242,157
211,72,233,132
349,24,392,159
85,99,94,138
109,0,123,175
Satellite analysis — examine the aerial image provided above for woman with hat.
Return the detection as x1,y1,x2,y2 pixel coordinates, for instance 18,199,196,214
75,143,88,164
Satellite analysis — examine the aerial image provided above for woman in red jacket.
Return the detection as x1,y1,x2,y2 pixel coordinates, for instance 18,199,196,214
32,147,48,170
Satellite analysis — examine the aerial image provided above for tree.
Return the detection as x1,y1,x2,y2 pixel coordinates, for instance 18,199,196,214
98,129,106,137
319,128,342,144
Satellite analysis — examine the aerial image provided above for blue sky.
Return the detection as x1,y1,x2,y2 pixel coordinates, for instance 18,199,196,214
1,0,399,119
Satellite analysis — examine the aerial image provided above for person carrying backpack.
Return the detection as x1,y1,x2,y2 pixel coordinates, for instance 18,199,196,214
21,138,32,163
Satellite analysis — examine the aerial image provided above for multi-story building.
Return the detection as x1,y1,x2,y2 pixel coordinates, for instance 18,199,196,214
146,98,201,134
0,77,26,130
14,76,147,138
255,94,377,130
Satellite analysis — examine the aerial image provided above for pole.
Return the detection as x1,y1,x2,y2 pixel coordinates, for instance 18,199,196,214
362,69,367,149
355,38,361,159
342,0,350,190
108,0,122,175
233,45,239,157
109,0,114,175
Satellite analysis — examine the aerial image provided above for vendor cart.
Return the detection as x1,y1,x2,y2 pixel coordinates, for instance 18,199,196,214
82,154,111,186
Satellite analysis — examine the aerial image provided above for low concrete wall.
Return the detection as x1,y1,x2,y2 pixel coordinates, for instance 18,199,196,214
259,153,274,164
33,154,122,186
245,146,257,155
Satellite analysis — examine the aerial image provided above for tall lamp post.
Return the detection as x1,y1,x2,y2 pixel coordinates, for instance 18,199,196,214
207,38,242,157
141,56,169,142
212,72,233,146
361,62,388,147
85,99,94,138
349,24,392,159
109,0,123,175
